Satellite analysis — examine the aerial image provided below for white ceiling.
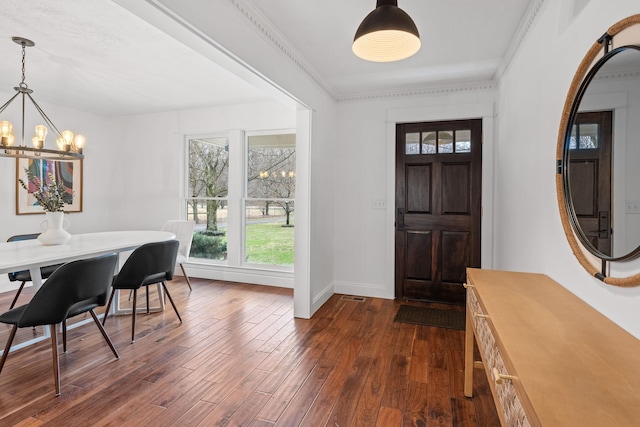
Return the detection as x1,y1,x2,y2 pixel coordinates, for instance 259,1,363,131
0,0,534,117
248,0,534,97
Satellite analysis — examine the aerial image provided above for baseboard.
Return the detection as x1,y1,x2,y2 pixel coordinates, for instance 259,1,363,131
333,280,394,300
311,282,334,314
180,263,294,289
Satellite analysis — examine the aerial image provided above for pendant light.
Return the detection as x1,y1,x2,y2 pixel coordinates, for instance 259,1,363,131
353,0,421,62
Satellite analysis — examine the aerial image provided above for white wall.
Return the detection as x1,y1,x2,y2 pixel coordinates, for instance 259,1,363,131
107,100,295,231
496,0,640,337
334,89,497,299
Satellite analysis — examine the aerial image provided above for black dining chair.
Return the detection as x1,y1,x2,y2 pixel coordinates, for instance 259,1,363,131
0,253,120,396
102,239,182,343
6,233,64,309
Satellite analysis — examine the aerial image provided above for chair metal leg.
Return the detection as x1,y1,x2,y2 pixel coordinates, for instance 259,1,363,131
62,319,67,353
131,289,137,342
89,310,119,359
145,285,150,314
102,289,116,326
9,281,26,309
0,325,17,374
161,281,182,323
49,324,61,396
157,282,166,311
179,263,192,291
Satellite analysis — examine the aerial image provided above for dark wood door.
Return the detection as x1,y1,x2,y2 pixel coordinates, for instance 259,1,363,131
569,111,612,255
395,119,482,304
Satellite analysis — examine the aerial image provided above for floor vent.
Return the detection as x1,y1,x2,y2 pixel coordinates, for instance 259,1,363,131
341,295,366,302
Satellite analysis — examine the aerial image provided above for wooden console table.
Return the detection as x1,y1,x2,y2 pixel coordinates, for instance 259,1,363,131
464,268,640,426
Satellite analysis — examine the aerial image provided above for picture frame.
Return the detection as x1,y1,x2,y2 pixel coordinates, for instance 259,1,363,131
16,157,83,214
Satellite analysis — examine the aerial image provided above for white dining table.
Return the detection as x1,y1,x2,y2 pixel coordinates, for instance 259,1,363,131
0,230,176,351
0,230,175,289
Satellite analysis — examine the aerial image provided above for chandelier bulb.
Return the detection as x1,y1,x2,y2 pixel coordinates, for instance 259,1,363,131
1,134,15,147
74,134,86,152
31,136,43,149
0,121,12,136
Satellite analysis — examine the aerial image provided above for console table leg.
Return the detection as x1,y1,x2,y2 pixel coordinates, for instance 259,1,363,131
464,303,474,397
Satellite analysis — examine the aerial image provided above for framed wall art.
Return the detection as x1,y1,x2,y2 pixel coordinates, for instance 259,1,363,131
16,157,83,214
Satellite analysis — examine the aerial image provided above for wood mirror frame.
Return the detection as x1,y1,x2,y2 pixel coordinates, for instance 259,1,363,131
556,14,640,286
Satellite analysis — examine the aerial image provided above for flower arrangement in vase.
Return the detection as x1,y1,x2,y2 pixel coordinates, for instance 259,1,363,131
18,170,69,212
18,169,72,245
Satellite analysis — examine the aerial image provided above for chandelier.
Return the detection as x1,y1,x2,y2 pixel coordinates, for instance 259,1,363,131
0,37,85,160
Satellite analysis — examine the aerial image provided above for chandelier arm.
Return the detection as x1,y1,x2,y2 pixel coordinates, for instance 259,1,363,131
1,146,83,160
26,93,65,140
20,92,26,146
0,92,21,115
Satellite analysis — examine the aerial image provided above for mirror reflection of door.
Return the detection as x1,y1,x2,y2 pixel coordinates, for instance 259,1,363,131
569,111,613,256
395,119,482,304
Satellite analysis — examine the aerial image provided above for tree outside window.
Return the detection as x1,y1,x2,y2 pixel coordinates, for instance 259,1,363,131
187,137,228,260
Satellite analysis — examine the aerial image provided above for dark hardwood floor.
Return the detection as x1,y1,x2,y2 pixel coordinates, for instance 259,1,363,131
0,278,499,426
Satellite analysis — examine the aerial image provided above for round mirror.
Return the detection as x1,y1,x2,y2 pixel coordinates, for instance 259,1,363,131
562,45,640,261
557,14,640,285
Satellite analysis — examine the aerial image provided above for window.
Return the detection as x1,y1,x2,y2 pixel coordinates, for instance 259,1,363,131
185,131,295,269
405,129,471,155
570,123,599,149
245,133,295,266
186,136,228,261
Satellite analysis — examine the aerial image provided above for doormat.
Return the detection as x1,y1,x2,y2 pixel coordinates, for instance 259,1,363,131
394,305,465,330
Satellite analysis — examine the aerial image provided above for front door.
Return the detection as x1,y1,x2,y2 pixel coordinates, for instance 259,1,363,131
395,119,482,304
569,111,613,255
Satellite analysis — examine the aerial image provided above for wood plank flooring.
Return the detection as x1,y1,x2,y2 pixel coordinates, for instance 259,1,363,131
0,278,499,426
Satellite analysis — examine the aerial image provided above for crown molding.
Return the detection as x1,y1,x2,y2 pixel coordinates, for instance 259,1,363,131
495,0,547,81
226,0,335,97
336,81,498,103
594,70,640,82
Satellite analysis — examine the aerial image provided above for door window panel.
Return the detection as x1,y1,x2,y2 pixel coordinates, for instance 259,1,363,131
416,130,471,154
438,130,454,153
570,123,599,149
422,131,437,154
406,132,420,155
455,130,471,153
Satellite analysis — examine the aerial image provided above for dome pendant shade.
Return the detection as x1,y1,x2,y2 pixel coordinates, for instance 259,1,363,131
353,0,421,62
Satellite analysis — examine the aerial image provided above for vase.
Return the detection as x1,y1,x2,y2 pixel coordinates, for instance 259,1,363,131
38,211,71,245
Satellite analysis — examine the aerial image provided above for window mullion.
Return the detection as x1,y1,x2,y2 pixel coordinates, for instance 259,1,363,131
225,129,244,267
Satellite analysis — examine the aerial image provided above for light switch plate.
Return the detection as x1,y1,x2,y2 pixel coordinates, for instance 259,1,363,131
371,199,386,210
